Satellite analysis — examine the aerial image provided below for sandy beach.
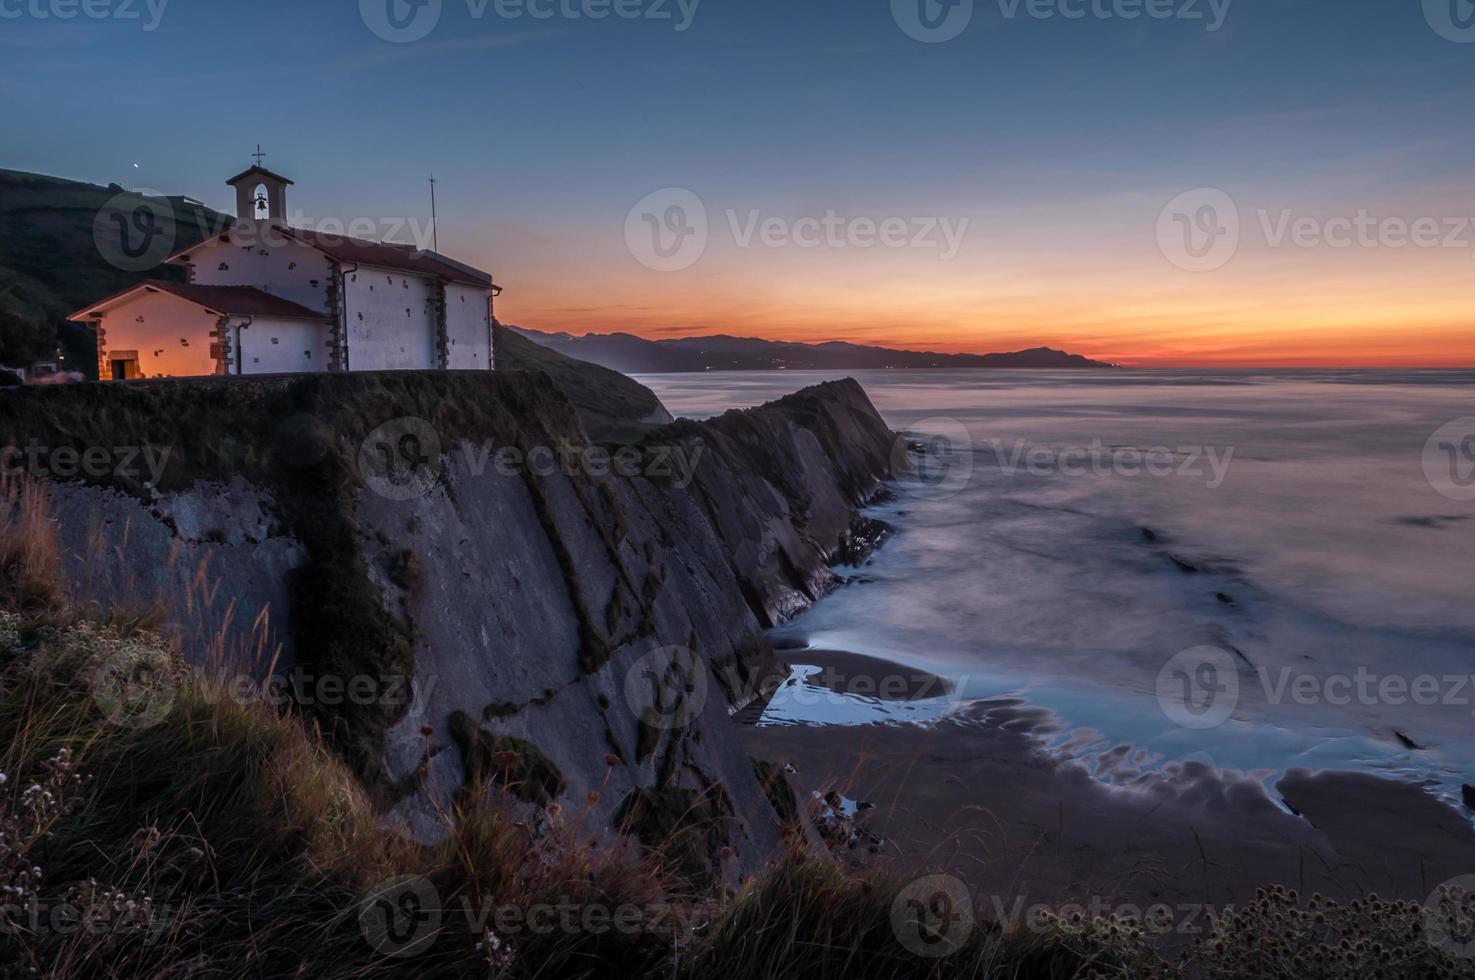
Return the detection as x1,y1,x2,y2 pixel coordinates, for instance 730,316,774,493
741,648,1475,917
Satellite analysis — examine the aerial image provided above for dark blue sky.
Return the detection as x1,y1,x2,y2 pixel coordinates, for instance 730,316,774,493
5,0,1473,363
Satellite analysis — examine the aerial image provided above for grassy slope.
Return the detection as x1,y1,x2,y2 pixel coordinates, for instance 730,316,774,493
494,323,672,442
0,169,231,370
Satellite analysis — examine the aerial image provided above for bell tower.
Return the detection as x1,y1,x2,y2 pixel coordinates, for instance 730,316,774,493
226,149,293,224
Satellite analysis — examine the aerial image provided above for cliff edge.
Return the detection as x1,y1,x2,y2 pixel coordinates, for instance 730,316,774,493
0,371,897,873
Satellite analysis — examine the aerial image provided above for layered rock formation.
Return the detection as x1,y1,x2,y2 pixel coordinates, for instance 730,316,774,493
1,371,896,872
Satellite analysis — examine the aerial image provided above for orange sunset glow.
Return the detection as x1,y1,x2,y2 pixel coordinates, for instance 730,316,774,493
491,225,1475,368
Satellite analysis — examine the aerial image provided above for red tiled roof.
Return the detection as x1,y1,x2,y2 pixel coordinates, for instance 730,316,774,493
165,225,496,290
69,281,329,321
279,228,494,287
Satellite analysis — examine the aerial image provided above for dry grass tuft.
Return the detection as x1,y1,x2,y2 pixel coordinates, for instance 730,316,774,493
0,472,66,614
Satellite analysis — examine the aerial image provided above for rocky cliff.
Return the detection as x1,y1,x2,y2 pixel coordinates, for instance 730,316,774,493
0,371,896,873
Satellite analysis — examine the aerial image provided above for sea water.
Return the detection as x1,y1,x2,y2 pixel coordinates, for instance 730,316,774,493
639,369,1475,806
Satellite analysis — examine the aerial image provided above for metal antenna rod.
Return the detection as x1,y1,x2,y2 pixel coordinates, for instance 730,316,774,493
429,174,439,253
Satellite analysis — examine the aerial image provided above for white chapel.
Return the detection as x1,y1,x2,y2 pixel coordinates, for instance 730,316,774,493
70,162,500,380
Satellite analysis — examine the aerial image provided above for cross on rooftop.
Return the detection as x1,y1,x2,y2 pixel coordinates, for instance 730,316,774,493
252,145,266,166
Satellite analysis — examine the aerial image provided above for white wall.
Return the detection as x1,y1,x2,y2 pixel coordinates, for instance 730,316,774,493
342,266,438,371
444,284,493,370
185,233,334,314
233,316,329,375
97,290,220,378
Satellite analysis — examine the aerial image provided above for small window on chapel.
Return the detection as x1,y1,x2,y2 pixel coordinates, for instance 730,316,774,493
251,183,270,220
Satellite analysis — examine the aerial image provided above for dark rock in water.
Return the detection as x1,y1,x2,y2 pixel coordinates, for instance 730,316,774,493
1167,554,1199,573
1463,785,1475,812
1216,592,1237,607
1141,527,1158,542
1394,730,1423,751
830,515,894,566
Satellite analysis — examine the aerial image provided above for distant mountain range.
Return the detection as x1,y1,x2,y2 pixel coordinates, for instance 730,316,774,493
508,327,1114,373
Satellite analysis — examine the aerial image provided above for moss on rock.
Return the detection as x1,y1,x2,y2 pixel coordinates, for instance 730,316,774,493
615,785,730,883
448,709,566,806
750,758,799,825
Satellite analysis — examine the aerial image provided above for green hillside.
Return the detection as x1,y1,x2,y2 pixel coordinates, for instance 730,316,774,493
0,168,232,373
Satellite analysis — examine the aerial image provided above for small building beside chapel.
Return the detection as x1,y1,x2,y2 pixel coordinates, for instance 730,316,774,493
70,163,500,380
